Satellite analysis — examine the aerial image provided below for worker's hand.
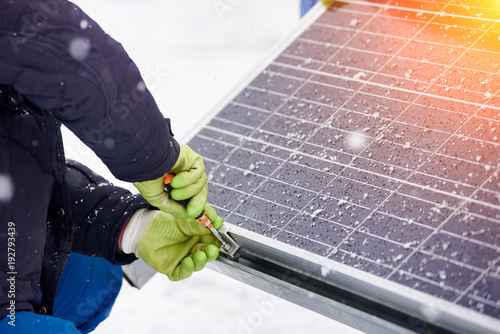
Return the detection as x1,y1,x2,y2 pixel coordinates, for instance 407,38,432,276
168,144,207,204
134,144,213,220
121,209,221,281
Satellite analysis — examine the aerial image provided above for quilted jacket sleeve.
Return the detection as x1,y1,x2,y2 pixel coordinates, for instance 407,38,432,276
65,160,149,264
0,0,179,182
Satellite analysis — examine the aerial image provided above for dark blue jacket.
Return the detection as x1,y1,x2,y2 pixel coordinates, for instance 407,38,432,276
0,0,180,317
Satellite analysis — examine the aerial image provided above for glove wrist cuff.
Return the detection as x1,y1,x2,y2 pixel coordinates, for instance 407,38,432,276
121,209,160,254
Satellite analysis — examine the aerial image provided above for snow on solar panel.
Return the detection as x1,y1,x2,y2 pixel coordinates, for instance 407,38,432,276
188,0,500,323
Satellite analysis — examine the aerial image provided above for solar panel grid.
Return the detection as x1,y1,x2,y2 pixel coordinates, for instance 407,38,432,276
189,0,500,320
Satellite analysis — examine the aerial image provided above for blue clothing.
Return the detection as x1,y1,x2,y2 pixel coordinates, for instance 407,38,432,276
0,311,80,334
0,253,122,333
0,0,178,321
54,253,123,333
301,0,319,16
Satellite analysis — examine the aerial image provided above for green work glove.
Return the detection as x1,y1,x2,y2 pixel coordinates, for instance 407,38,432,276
121,209,221,281
134,144,212,220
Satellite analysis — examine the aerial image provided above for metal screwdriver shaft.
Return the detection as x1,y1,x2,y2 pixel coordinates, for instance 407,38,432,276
206,225,231,252
163,174,231,252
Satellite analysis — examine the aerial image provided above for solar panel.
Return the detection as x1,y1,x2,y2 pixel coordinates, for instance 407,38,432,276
187,0,500,331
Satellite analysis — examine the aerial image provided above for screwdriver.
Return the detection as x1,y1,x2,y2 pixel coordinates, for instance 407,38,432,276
163,174,231,252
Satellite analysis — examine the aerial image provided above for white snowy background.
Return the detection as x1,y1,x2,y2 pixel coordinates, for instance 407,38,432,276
63,1,365,333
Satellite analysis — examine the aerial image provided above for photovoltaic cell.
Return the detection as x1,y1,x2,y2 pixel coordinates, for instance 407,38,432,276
188,0,500,323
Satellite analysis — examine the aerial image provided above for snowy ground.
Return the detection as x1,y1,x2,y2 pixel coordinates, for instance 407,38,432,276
64,1,364,333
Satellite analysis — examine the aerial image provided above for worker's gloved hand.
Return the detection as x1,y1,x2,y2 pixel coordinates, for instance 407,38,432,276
134,144,211,220
120,209,221,281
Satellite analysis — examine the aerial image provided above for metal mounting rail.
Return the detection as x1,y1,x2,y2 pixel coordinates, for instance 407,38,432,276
209,224,500,334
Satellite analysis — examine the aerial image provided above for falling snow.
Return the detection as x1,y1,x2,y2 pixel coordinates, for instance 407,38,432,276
0,174,14,202
55,1,500,333
69,37,91,61
346,132,368,151
80,19,89,30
